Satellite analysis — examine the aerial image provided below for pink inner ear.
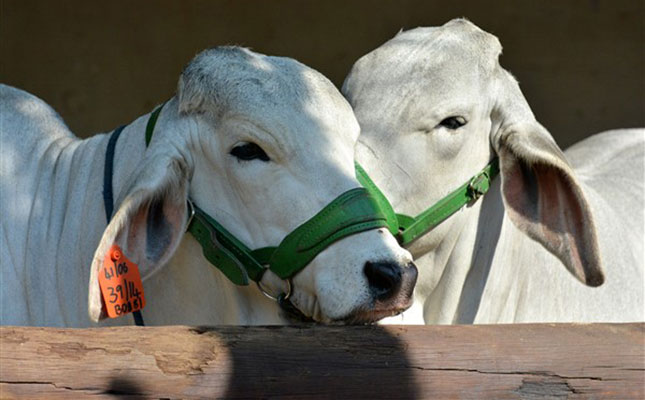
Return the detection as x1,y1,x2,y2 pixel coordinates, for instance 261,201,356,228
503,156,603,286
114,194,186,280
123,202,150,264
534,164,585,268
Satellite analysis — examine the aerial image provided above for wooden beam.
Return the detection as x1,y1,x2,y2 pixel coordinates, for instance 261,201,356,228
1,323,643,399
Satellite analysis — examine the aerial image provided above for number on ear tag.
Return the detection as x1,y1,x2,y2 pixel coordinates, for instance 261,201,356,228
98,244,146,318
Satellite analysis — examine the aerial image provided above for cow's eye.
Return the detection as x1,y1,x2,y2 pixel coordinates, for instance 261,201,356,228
230,142,270,162
438,116,467,130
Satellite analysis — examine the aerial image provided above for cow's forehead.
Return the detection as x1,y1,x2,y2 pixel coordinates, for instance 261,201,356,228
346,21,500,131
235,59,358,146
355,24,497,86
184,47,359,147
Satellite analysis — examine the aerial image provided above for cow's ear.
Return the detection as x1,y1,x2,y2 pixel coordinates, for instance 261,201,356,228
88,154,191,322
491,69,604,287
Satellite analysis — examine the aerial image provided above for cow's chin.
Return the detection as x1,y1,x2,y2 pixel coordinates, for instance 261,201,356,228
334,278,417,325
279,282,415,325
337,302,413,325
280,298,412,326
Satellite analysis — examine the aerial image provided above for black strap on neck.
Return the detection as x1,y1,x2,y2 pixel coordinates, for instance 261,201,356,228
145,101,166,147
103,125,125,221
103,124,145,327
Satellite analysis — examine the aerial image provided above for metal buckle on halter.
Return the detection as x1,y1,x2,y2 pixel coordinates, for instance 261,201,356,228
185,198,196,231
467,170,491,201
256,278,293,301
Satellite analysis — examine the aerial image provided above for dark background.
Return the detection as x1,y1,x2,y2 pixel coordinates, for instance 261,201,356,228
1,0,643,147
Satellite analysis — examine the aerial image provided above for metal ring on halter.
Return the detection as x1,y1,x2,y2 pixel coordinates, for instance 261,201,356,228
257,279,292,301
185,199,196,231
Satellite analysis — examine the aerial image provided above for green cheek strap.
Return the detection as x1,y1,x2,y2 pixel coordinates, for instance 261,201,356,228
253,187,394,280
355,158,500,247
187,203,266,285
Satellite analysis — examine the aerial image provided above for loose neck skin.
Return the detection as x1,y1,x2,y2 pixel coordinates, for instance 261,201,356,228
51,110,156,326
414,178,512,325
14,122,138,326
16,99,281,326
416,177,614,325
414,177,578,325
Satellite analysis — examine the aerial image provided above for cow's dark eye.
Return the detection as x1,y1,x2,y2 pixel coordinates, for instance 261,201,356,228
438,116,467,130
230,142,270,162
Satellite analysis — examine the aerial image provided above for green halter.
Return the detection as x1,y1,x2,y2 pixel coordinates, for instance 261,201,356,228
144,102,499,287
144,103,392,286
355,158,500,246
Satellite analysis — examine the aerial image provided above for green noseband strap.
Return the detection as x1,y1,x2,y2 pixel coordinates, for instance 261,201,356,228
253,188,391,279
355,163,400,236
355,158,500,246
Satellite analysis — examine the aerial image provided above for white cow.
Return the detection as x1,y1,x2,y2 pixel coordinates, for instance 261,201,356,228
343,19,644,324
0,47,417,327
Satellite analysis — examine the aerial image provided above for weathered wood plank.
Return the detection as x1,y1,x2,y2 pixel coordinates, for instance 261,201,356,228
1,323,643,399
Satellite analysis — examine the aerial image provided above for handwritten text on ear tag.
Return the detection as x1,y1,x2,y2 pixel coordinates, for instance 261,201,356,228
98,244,146,318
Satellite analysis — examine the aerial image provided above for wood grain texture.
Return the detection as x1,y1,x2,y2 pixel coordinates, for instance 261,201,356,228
1,323,643,399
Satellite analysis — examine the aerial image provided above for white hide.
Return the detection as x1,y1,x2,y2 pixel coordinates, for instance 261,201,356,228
343,19,644,324
0,47,414,327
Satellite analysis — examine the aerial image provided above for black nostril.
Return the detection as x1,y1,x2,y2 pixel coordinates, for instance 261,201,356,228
364,261,403,301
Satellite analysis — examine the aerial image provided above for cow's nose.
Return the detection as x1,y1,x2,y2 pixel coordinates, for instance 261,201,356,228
364,261,404,301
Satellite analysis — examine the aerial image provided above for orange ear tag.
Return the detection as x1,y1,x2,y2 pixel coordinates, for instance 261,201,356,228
98,244,146,318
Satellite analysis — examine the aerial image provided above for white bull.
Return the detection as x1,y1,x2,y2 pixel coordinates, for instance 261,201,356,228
0,47,416,327
343,19,644,324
